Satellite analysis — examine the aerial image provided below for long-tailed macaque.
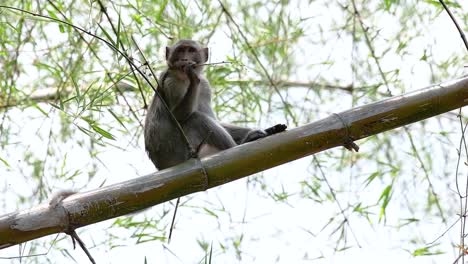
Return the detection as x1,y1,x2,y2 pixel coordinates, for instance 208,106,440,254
144,39,286,169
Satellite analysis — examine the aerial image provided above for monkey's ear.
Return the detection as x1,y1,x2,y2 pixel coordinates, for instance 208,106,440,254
202,47,209,63
165,47,170,61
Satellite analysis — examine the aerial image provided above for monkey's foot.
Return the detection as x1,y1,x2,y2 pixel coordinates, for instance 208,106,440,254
343,137,359,152
265,124,287,135
242,124,287,143
243,130,268,143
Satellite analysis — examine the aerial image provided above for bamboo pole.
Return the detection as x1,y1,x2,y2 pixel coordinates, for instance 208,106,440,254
1,76,467,249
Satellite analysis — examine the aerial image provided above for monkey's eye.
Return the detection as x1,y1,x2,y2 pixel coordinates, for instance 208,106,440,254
188,47,196,53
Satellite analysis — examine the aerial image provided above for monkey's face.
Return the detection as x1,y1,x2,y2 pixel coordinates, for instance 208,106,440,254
166,40,209,72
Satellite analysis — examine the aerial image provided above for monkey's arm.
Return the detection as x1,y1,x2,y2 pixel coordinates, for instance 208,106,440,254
171,66,201,122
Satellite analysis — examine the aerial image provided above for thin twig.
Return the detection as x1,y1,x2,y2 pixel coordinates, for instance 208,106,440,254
438,0,468,52
168,197,180,243
68,230,96,264
437,3,468,262
197,61,232,67
428,217,460,245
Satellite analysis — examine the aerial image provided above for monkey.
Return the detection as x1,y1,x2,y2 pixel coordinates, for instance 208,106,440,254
144,39,287,170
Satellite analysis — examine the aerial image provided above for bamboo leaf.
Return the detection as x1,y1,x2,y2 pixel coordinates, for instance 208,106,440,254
90,124,115,140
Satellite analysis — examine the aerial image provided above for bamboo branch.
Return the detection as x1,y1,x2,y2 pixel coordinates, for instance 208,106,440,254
0,76,467,249
0,79,360,109
0,82,136,109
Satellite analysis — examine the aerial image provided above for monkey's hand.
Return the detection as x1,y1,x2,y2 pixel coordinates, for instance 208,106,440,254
184,64,200,83
264,124,287,135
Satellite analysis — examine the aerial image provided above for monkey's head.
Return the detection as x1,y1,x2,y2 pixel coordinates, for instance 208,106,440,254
166,39,208,74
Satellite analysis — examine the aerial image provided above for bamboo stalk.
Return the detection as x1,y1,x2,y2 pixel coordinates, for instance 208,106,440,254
0,76,467,249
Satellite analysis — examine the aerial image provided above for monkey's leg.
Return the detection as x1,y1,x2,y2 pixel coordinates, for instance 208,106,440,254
222,123,272,144
183,112,237,157
221,123,254,144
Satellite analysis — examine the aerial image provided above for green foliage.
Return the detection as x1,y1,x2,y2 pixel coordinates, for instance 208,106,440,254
0,0,467,263
378,184,393,222
411,244,444,256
